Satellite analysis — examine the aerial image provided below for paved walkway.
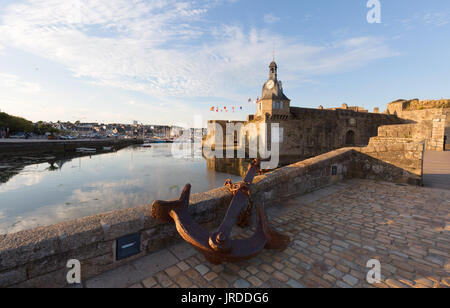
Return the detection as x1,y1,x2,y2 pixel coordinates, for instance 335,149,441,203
423,151,450,190
86,180,450,288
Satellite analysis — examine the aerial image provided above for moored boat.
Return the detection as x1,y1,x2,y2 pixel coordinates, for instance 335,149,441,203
76,147,97,153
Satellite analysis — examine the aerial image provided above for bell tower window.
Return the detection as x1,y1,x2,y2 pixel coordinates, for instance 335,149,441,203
269,61,278,80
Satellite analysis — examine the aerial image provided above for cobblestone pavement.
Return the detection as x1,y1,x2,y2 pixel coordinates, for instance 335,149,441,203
86,180,450,288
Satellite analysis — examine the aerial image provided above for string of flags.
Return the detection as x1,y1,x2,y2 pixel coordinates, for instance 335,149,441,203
248,97,260,104
210,106,244,112
209,97,261,112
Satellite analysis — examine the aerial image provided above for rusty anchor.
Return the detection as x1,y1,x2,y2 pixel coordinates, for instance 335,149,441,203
151,159,290,265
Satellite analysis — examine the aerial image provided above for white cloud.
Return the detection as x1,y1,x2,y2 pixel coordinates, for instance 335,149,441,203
0,73,43,93
263,14,280,24
423,12,449,27
0,171,47,194
401,12,449,30
0,0,397,101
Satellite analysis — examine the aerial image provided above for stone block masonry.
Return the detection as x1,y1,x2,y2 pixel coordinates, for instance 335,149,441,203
385,101,449,151
206,108,405,162
0,139,425,287
355,138,424,185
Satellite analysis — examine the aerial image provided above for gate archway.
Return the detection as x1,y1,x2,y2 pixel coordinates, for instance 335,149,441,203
345,130,355,145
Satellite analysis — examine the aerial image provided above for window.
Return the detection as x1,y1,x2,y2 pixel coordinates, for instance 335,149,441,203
272,101,281,109
280,102,283,109
331,166,338,176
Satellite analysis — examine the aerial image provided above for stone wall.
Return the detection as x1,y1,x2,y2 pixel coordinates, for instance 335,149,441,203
0,139,141,158
0,141,424,288
377,110,448,151
272,108,403,159
377,124,418,139
385,101,449,151
446,110,450,146
206,108,403,162
386,99,450,114
204,120,246,150
354,138,424,185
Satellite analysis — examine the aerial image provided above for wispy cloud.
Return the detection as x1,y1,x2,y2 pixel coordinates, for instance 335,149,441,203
263,13,280,24
0,0,397,103
423,12,449,27
0,73,43,93
401,11,449,30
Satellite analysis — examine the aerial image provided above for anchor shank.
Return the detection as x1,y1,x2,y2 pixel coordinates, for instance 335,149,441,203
216,160,260,238
216,193,249,238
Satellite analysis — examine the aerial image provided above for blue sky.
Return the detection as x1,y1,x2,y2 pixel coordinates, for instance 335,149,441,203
0,0,449,126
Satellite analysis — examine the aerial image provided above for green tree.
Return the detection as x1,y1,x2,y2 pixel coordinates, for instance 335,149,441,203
0,112,34,133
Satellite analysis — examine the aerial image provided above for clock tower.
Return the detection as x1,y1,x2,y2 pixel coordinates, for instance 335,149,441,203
257,61,291,119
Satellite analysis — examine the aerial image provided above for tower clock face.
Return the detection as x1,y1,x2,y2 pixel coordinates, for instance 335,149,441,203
266,80,275,89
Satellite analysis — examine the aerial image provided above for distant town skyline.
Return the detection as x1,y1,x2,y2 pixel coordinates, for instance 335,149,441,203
0,0,449,127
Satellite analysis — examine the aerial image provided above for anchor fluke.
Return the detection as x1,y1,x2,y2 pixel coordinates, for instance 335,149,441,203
151,184,191,222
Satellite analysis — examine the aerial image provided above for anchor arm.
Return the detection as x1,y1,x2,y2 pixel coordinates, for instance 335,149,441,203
169,206,211,252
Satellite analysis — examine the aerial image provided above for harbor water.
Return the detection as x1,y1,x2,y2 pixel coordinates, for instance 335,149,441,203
0,144,243,234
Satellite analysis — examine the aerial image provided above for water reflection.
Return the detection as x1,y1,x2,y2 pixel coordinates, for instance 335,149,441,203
205,157,252,178
47,158,71,171
0,144,243,234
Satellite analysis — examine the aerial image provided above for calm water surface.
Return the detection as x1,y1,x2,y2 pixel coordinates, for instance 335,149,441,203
0,144,242,234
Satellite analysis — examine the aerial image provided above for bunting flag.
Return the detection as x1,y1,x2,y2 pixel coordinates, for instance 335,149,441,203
209,105,245,112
